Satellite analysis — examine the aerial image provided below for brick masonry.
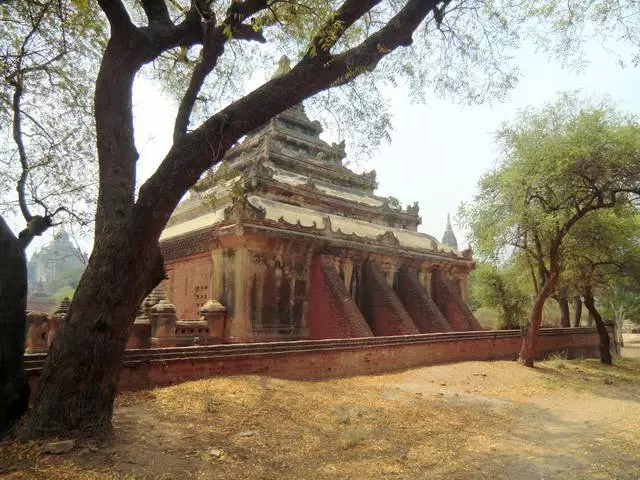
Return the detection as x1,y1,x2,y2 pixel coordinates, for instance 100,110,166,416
360,262,420,336
307,257,373,339
164,252,213,320
396,266,452,333
24,328,608,397
431,270,482,331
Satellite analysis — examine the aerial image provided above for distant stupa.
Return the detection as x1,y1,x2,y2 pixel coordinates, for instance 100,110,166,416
27,230,84,292
441,213,458,250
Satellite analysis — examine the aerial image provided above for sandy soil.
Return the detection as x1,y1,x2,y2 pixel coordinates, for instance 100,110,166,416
2,344,640,480
622,333,640,358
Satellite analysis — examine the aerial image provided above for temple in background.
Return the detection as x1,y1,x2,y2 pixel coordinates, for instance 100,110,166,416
145,99,480,346
441,213,458,251
26,231,84,313
27,231,84,290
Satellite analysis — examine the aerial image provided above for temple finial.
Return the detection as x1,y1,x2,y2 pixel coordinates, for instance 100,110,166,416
442,213,458,250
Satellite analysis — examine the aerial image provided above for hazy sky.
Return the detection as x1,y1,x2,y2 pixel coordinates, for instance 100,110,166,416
24,36,640,257
366,41,640,248
132,38,640,251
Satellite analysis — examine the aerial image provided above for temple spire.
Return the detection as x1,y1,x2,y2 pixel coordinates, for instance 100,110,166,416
272,55,291,78
442,212,458,250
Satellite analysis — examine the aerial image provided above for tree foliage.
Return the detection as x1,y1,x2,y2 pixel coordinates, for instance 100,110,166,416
0,0,103,233
603,278,640,327
562,210,640,298
461,94,640,365
470,261,529,329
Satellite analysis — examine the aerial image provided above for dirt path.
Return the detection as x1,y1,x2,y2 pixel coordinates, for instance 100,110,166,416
2,355,640,479
622,333,640,358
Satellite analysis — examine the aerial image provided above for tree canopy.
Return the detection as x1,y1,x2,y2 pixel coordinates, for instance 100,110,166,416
0,0,103,238
461,94,640,365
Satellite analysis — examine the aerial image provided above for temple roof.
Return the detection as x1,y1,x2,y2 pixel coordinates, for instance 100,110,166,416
161,195,467,261
163,102,471,262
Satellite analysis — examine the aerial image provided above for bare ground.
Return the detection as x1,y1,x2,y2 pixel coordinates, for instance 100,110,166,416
2,335,640,480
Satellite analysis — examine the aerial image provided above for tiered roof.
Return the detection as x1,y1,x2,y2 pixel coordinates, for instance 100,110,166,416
161,102,471,263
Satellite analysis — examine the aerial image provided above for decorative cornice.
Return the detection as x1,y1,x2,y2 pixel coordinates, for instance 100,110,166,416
376,231,400,247
252,178,420,227
224,196,267,222
160,228,219,261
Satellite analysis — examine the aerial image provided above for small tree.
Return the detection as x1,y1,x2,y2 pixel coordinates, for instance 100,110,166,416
461,95,640,367
561,210,640,363
470,261,529,329
603,279,640,330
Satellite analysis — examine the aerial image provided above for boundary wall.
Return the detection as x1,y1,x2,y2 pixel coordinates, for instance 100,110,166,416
24,328,606,395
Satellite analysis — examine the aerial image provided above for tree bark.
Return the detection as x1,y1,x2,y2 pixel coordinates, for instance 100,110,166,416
18,38,163,438
573,296,582,327
19,229,164,439
582,288,612,365
0,216,29,436
555,290,570,327
519,271,558,367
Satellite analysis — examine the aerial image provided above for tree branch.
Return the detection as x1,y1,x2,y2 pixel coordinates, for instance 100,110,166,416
141,0,171,25
172,0,268,141
11,78,33,223
97,0,136,35
301,0,382,63
135,0,440,239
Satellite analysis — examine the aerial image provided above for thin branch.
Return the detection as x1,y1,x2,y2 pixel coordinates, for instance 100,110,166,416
12,79,33,222
172,0,268,141
96,0,136,35
302,0,382,63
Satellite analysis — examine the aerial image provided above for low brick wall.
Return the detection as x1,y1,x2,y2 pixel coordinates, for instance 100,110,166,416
24,328,604,395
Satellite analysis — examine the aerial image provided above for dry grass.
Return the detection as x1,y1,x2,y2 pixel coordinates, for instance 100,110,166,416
2,357,640,479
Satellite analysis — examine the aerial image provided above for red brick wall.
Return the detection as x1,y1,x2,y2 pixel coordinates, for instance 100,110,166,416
431,270,482,331
307,257,373,339
24,328,609,396
396,266,452,333
164,252,213,320
361,262,420,336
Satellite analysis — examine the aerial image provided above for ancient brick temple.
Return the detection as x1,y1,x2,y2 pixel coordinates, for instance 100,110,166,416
156,103,480,344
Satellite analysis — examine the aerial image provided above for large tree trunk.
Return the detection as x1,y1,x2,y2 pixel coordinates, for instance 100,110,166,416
520,272,558,367
555,290,570,327
18,229,164,439
573,296,582,327
17,37,156,439
0,216,29,436
582,288,612,365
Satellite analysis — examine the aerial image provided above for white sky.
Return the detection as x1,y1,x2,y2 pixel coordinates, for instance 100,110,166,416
24,37,640,257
